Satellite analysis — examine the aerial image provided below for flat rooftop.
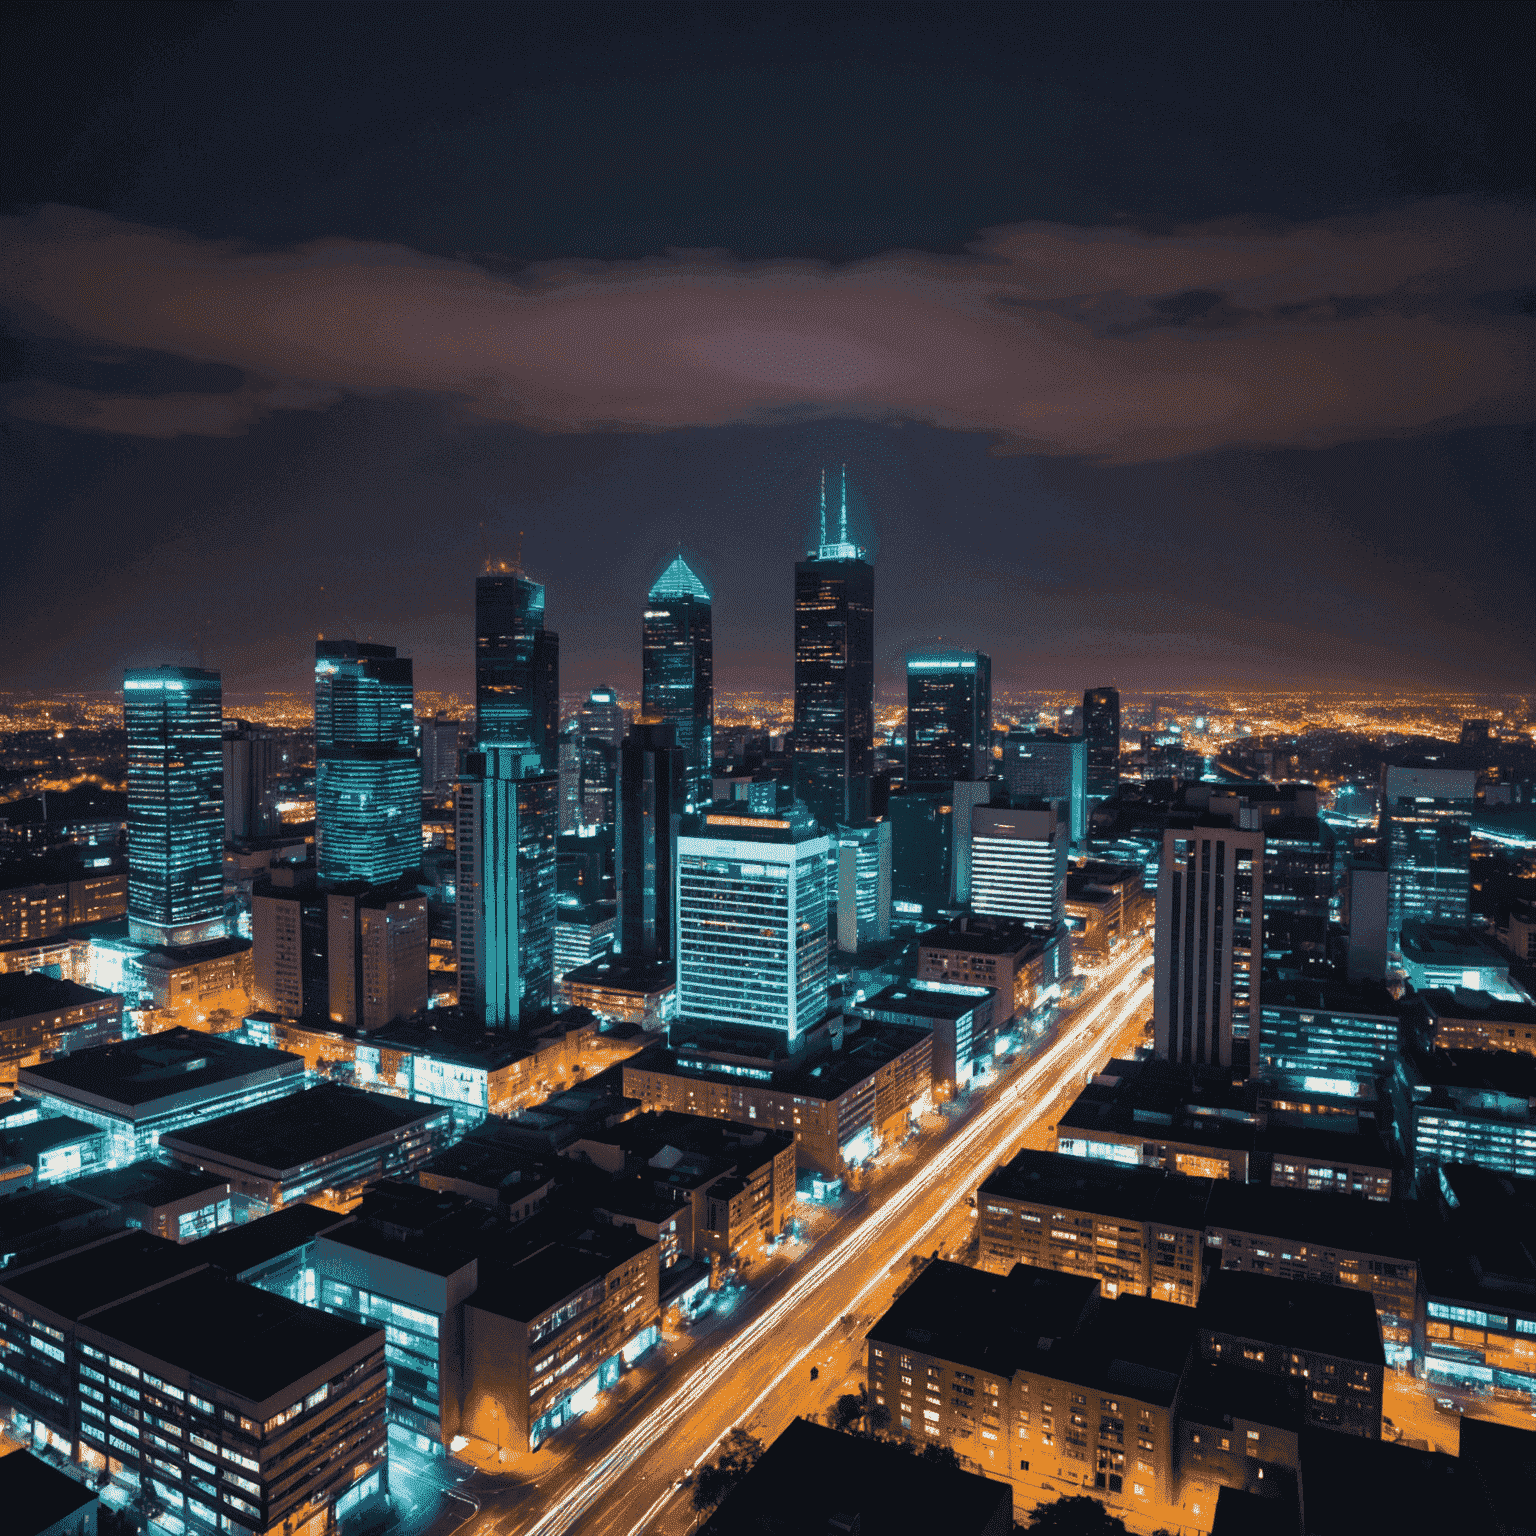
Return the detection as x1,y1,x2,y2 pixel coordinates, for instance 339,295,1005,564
1197,1268,1385,1365
0,1185,111,1246
472,1224,655,1324
368,1015,536,1069
1416,987,1536,1028
1203,1180,1415,1257
857,981,992,1022
2,1115,106,1161
134,936,253,972
1259,971,1401,1017
83,1268,380,1408
186,1203,349,1278
980,1148,1213,1230
917,915,1059,957
70,1158,229,1210
0,972,119,1021
0,1447,98,1533
0,1230,203,1322
560,956,677,995
159,1083,446,1175
18,1026,302,1118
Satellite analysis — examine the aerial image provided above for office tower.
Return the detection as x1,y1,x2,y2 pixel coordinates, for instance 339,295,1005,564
835,819,892,952
676,802,830,1043
889,778,994,921
420,712,462,797
1381,763,1475,945
1260,814,1334,964
252,868,428,1028
125,666,225,947
970,801,1067,929
580,732,617,826
455,748,558,1027
794,468,874,831
221,719,280,842
617,721,687,965
577,685,627,752
475,570,559,763
1153,822,1264,1076
642,556,715,811
314,641,422,886
1345,862,1390,982
905,651,991,788
1000,730,1087,847
1083,686,1121,802
557,729,583,833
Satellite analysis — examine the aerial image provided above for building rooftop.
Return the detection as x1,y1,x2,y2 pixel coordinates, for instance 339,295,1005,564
159,1083,447,1175
134,936,253,972
0,1447,98,1536
979,1148,1214,1230
1418,1163,1536,1315
1202,1180,1415,1257
367,1015,537,1070
82,1268,381,1409
471,1223,656,1324
1415,987,1536,1030
0,1229,202,1321
680,802,826,845
18,1025,301,1119
186,1203,349,1279
318,1214,481,1280
1296,1429,1496,1536
699,1418,1012,1536
0,972,119,1021
559,956,677,996
856,980,993,1023
0,1185,111,1251
1197,1268,1385,1365
917,913,1058,957
1,1115,106,1163
70,1158,229,1212
1258,972,1401,1017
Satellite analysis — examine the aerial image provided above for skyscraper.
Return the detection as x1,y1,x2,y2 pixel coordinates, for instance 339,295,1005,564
1381,763,1475,946
905,651,991,788
1153,821,1264,1076
455,747,559,1026
222,718,281,841
642,555,714,810
1000,731,1087,847
835,820,892,953
314,641,421,886
475,571,559,764
617,720,687,965
420,713,462,798
969,802,1068,929
1083,686,1121,803
794,468,874,831
676,802,830,1043
125,666,225,947
577,686,626,752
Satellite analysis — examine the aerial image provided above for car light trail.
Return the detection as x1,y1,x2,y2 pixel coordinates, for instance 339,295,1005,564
523,944,1153,1536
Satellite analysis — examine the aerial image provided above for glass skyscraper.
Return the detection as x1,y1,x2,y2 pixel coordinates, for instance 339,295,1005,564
835,819,892,953
794,468,874,832
1381,763,1475,946
643,555,714,811
475,571,559,765
676,803,830,1043
905,651,991,788
1000,731,1087,847
125,666,226,947
314,641,422,886
455,747,559,1026
969,802,1068,929
618,720,687,965
1083,686,1121,803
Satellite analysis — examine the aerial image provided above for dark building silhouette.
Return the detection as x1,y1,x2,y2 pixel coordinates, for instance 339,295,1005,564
221,719,281,841
642,554,714,811
794,468,874,831
905,650,991,788
1084,685,1121,803
618,720,687,964
475,571,559,765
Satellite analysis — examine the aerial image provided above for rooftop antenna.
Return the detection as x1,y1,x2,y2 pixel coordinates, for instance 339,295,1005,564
514,529,525,576
819,468,827,549
839,463,848,544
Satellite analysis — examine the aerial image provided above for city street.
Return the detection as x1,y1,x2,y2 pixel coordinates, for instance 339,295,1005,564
423,937,1153,1536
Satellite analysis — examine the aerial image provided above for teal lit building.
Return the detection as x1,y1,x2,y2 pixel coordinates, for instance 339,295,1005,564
1000,730,1087,847
314,641,422,886
1381,763,1475,947
476,571,559,764
905,651,990,788
642,553,713,811
125,665,226,947
455,748,559,1026
1256,972,1403,1091
675,802,830,1044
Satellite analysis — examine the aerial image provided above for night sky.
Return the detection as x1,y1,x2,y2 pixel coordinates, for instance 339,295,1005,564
3,2,1532,700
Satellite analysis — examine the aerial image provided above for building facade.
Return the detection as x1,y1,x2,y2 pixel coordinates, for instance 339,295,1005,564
1381,764,1475,946
1001,733,1087,848
905,652,991,789
835,819,892,953
475,571,559,767
970,802,1068,929
125,667,225,948
642,555,714,810
1083,687,1121,804
617,721,687,966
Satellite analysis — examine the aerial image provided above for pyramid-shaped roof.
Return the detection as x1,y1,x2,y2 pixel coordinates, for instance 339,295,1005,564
648,553,711,602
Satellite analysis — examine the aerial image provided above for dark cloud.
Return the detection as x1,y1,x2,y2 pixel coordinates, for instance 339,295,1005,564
2,200,1530,463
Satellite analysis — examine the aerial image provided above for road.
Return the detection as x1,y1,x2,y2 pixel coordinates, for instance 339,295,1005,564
447,936,1153,1536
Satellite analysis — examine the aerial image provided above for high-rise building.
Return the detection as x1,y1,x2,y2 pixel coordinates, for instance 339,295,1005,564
835,819,892,953
643,554,714,812
969,801,1068,929
1083,686,1121,803
221,719,281,841
1153,821,1264,1076
617,720,687,965
577,686,627,752
1381,763,1475,946
676,802,830,1043
794,468,874,832
125,666,225,947
420,713,462,798
1000,731,1087,847
455,748,558,1027
475,571,559,764
557,729,582,833
905,652,991,788
314,641,422,886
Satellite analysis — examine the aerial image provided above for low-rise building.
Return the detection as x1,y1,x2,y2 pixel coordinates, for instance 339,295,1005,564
134,937,254,1027
853,978,995,1093
553,900,617,980
0,1116,109,1188
556,957,676,1031
916,913,1069,1021
1065,861,1150,960
0,861,127,948
17,1027,305,1167
1398,921,1525,1001
1195,1268,1384,1439
1393,1047,1536,1182
159,1083,453,1214
68,1160,233,1243
623,1017,933,1174
416,1128,559,1222
0,1187,117,1274
0,1446,99,1536
1256,972,1403,1089
0,974,123,1088
1413,987,1536,1057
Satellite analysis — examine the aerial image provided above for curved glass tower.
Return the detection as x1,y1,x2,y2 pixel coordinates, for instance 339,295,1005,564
642,552,713,811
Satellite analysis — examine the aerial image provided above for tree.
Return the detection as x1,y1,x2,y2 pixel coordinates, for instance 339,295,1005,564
691,1426,764,1514
1022,1495,1131,1535
832,1392,866,1434
917,1441,962,1472
867,1401,892,1436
